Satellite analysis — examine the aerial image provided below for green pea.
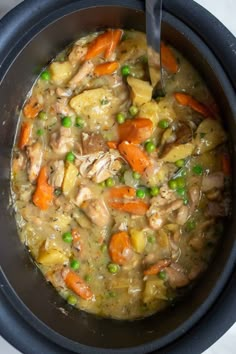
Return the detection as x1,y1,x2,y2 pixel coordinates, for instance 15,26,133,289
62,232,73,243
175,176,186,188
121,65,131,76
145,141,156,153
116,112,125,124
168,179,178,190
38,111,47,120
158,119,169,129
158,270,167,280
150,186,160,197
176,187,186,197
107,263,119,274
192,164,203,175
105,177,115,187
183,198,189,205
136,188,146,199
75,116,84,128
62,116,72,128
99,181,106,188
175,159,185,168
185,219,196,231
67,295,77,306
100,243,107,252
147,234,156,243
54,188,62,197
70,259,80,270
37,129,44,136
132,171,141,180
65,151,75,163
129,105,138,116
40,70,50,81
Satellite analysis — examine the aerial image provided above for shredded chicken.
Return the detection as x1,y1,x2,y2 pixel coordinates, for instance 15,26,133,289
54,97,74,116
75,151,122,183
81,198,110,227
176,205,189,225
69,60,94,88
50,127,74,154
12,152,26,173
165,263,190,288
202,172,224,192
26,142,43,183
56,87,73,98
49,160,65,188
74,187,92,207
68,45,87,66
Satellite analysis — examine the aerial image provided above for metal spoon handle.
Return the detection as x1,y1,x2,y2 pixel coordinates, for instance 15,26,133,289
146,0,164,95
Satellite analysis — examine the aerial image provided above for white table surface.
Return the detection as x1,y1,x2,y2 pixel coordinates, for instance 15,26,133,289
0,0,235,353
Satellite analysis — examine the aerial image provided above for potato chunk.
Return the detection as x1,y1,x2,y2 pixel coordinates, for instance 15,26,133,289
130,229,146,253
138,101,160,126
160,142,195,162
37,248,68,266
127,77,152,106
62,162,78,196
194,119,227,154
143,278,167,303
50,61,73,85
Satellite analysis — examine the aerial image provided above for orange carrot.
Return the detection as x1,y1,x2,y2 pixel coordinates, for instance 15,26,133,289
107,141,118,149
64,271,93,300
18,122,32,149
109,201,148,216
118,118,153,144
161,41,179,74
23,97,42,119
109,231,132,265
108,186,136,199
105,29,123,59
32,166,54,210
174,92,211,118
84,31,112,60
118,141,150,174
94,61,119,76
72,229,81,242
221,153,231,176
143,259,171,275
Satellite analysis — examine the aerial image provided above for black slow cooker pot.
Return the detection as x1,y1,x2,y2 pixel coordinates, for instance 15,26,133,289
0,1,236,353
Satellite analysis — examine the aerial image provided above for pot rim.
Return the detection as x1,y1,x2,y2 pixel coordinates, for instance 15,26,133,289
0,1,235,354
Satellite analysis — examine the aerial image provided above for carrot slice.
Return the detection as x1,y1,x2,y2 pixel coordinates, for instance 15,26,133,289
64,271,93,300
118,141,150,174
94,61,119,76
109,201,148,216
18,122,32,149
118,118,153,144
32,166,54,210
221,153,231,176
108,186,136,199
109,231,132,265
174,92,211,118
161,41,179,74
23,97,42,119
84,31,112,60
107,141,118,149
105,29,123,59
143,259,171,275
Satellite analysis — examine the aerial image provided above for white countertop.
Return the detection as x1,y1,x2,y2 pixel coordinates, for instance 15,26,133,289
0,0,235,353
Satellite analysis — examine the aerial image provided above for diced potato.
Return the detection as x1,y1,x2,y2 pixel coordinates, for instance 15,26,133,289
50,213,72,232
62,162,78,196
161,142,195,162
117,31,147,64
130,229,146,253
143,278,167,303
139,101,160,126
194,119,227,154
37,247,68,265
69,88,121,130
127,76,152,107
72,210,92,229
50,61,73,85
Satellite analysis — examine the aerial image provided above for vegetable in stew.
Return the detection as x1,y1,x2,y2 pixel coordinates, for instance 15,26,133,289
11,29,231,320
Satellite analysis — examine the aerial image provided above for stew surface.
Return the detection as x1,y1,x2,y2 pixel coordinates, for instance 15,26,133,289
11,29,231,320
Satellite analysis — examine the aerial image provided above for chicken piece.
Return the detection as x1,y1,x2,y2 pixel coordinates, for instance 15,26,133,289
189,184,201,207
75,151,122,183
165,263,190,288
68,45,87,66
54,97,75,116
74,187,92,207
48,160,65,188
176,205,189,225
26,142,43,183
202,172,224,192
50,127,74,154
81,198,110,227
188,261,207,281
69,60,94,88
12,152,26,174
81,132,108,154
56,87,73,98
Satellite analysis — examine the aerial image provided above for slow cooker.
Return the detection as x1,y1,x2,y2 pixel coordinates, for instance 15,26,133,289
0,0,235,353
